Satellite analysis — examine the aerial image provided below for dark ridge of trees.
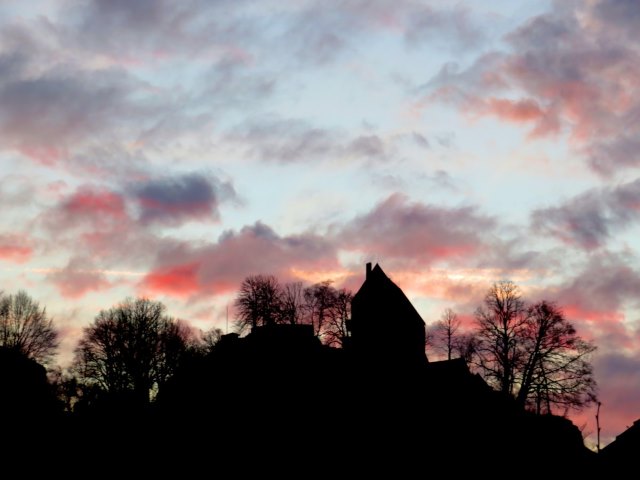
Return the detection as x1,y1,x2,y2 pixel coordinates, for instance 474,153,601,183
0,347,59,416
72,297,195,405
0,276,609,474
233,274,353,346
199,327,224,354
0,290,58,364
235,274,282,331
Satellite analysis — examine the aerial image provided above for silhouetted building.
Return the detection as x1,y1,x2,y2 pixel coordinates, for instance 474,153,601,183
348,263,427,366
0,347,56,418
152,263,596,474
601,418,640,469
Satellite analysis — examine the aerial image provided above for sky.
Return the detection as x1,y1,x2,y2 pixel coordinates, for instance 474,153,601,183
1,0,639,446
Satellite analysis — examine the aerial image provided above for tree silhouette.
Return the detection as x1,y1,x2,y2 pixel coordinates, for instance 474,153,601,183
475,280,527,396
280,281,305,325
200,327,224,354
233,275,354,345
474,282,596,413
453,333,478,365
304,281,335,338
435,308,461,360
73,297,192,404
234,275,282,331
323,288,352,347
517,301,597,413
0,290,58,364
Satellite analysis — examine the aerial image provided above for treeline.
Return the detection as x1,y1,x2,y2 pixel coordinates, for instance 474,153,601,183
234,275,352,345
0,277,598,417
0,275,352,411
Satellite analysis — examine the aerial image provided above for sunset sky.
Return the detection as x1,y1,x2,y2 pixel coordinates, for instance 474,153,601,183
1,0,639,445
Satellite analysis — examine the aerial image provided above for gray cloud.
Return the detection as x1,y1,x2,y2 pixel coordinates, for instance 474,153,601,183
532,178,640,249
69,0,490,66
557,253,640,314
593,0,640,41
338,193,496,268
226,117,398,164
0,0,492,171
346,135,387,160
38,171,237,269
0,67,147,160
412,132,430,149
131,172,236,226
140,221,339,298
0,7,270,169
403,3,486,52
47,256,111,299
423,0,640,175
226,118,338,164
196,58,278,109
70,0,258,60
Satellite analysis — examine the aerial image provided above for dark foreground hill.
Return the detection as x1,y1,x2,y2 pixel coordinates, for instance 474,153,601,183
157,324,594,475
1,263,604,475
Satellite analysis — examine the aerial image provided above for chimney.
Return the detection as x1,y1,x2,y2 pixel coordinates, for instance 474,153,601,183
366,262,372,280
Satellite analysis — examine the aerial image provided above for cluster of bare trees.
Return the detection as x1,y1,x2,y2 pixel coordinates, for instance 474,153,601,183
2,278,597,415
431,281,597,414
0,290,219,406
234,275,352,346
73,298,198,403
430,308,477,363
0,290,58,364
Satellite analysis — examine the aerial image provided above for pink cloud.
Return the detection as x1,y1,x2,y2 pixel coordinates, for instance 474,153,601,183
138,222,340,299
63,188,127,221
47,257,112,299
40,185,145,264
0,235,32,263
531,178,640,250
425,2,640,174
141,262,201,298
483,97,546,123
339,193,495,267
47,186,129,233
17,146,66,165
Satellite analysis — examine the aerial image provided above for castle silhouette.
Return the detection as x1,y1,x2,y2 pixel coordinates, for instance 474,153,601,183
2,263,635,474
157,263,597,474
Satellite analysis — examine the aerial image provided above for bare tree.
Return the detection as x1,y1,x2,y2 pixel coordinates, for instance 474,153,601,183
200,327,224,353
304,281,336,339
280,282,305,325
49,367,83,413
474,282,597,413
73,297,192,403
234,275,282,332
453,333,478,365
232,275,354,345
0,290,58,364
516,301,597,413
475,281,528,396
323,288,352,347
435,308,461,360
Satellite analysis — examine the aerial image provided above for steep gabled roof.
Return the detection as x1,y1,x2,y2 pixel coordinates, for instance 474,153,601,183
602,418,640,460
352,263,424,326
